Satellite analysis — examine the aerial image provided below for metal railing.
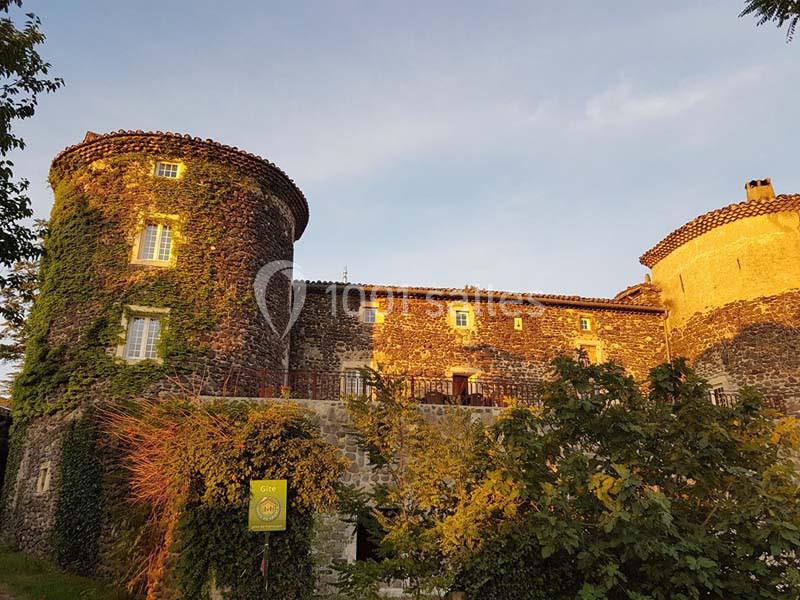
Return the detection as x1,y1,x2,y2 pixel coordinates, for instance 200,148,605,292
252,370,542,407
212,368,785,412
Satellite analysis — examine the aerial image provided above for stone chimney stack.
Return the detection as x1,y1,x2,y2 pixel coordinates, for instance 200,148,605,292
745,178,775,202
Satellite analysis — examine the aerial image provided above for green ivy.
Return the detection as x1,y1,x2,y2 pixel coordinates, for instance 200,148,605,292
0,421,27,530
173,504,316,599
10,152,245,422
53,413,102,574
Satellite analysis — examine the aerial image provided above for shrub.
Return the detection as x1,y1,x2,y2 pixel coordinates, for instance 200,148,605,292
340,360,800,599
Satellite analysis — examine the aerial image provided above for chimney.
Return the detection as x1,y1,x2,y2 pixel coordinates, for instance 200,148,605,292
83,131,101,143
745,178,775,202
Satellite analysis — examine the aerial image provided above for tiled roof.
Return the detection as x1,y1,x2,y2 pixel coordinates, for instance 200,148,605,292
50,130,309,240
640,194,800,268
303,281,665,313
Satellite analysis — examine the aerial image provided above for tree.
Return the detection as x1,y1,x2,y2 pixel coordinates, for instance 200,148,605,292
340,360,800,599
0,0,62,313
741,0,800,42
0,217,44,363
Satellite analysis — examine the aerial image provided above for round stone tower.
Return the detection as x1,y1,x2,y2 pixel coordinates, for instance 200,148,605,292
2,131,308,554
640,179,800,413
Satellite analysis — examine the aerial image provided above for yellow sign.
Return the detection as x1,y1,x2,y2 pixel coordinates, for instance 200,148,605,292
248,480,287,532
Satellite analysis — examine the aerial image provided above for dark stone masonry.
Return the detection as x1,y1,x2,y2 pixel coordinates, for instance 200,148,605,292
0,134,797,596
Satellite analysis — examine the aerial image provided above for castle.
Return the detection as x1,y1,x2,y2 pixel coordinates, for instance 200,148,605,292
1,131,798,587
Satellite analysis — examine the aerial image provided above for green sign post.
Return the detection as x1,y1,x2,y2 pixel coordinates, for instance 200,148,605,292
249,480,287,592
249,480,287,532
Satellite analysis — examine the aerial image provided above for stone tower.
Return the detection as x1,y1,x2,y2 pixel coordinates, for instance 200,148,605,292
640,179,800,414
1,131,308,554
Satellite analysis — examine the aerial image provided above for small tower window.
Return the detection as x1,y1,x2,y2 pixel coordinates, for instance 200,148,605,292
455,310,469,328
138,222,173,262
124,316,162,360
131,215,179,266
117,306,170,364
36,462,51,494
513,317,523,331
155,161,180,178
579,316,593,332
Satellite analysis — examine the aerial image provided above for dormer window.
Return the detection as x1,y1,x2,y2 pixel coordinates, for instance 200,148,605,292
155,161,180,178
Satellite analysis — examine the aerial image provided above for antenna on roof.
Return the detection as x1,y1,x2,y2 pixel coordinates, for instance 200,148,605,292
342,266,348,283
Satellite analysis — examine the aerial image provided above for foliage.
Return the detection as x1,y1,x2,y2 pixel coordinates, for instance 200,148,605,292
340,360,800,599
0,544,128,600
52,412,102,575
0,218,46,385
0,1,62,303
0,418,24,524
102,398,347,599
741,0,800,41
9,154,250,421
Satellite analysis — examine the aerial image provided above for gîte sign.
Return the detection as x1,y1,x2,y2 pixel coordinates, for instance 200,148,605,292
248,480,287,532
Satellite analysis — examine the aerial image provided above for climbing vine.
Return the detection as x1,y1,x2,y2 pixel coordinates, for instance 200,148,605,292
102,398,346,599
53,412,102,574
10,152,251,421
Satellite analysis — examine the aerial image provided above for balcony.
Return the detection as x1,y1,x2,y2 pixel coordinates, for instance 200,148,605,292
212,369,779,412
249,370,542,407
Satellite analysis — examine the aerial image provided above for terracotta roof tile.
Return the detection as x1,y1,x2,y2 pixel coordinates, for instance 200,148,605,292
50,130,309,240
640,194,800,268
303,280,665,313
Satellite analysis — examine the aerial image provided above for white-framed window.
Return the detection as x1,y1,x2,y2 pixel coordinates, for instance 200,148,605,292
579,316,593,332
362,306,377,324
36,462,51,495
124,315,162,360
117,306,170,363
138,222,173,262
455,310,469,328
343,369,366,396
131,215,179,266
155,161,180,178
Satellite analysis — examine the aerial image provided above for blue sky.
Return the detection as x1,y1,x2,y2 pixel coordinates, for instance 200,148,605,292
12,0,800,298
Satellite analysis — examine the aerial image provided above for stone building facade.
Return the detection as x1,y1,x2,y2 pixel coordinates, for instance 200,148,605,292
0,132,798,591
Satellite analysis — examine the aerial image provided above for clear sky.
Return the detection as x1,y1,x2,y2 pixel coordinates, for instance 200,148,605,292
12,0,800,298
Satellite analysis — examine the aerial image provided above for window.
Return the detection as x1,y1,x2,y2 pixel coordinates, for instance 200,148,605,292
124,315,162,361
138,222,173,262
356,521,382,562
362,306,377,324
131,216,179,266
36,462,51,494
578,344,599,365
155,161,180,178
455,310,469,328
513,317,523,331
343,369,366,396
579,316,593,332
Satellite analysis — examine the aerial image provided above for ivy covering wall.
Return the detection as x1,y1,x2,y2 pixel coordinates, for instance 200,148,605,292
10,153,240,421
52,413,102,574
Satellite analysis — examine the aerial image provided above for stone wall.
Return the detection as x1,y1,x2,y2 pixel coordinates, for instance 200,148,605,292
668,289,800,415
291,398,500,595
0,410,81,556
290,285,668,385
